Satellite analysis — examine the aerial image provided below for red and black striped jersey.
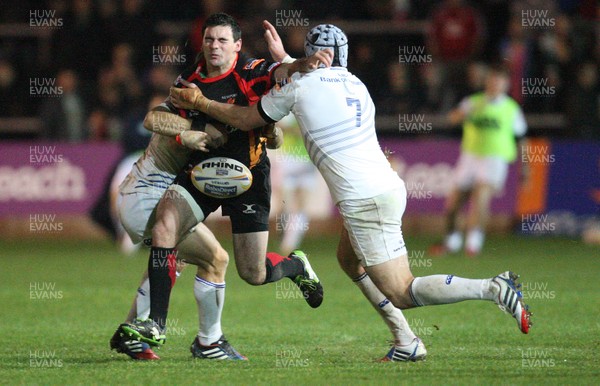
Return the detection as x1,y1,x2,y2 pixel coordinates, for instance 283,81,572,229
167,52,281,169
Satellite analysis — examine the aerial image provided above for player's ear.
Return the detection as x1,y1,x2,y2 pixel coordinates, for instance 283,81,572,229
234,39,242,53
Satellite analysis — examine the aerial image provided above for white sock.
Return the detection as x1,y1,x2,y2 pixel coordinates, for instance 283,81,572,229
136,278,150,320
135,270,181,321
281,212,308,253
194,276,225,346
410,275,496,306
354,273,416,345
445,231,463,252
466,228,484,253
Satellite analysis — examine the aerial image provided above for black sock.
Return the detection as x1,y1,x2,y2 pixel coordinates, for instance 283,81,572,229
148,247,177,330
263,252,304,284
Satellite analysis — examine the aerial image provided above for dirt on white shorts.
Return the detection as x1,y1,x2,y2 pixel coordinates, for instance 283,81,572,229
118,192,161,244
118,186,204,245
454,152,509,191
337,187,408,267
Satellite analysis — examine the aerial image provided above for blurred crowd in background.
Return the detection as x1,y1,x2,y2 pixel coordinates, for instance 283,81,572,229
0,0,598,149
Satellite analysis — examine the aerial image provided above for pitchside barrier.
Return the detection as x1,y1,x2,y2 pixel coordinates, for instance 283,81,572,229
515,139,600,237
0,140,598,238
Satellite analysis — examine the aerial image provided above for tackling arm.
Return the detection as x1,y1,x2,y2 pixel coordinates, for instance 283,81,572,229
143,107,192,136
142,106,210,152
172,79,278,131
272,49,334,80
180,95,267,131
169,84,267,131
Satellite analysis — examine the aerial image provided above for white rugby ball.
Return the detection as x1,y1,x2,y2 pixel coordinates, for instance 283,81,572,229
191,157,253,198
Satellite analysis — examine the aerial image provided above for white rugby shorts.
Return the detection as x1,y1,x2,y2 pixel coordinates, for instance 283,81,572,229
337,186,408,267
454,152,509,191
119,187,205,245
118,192,161,244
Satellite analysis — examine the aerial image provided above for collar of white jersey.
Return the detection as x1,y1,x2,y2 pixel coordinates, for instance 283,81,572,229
292,66,348,81
308,66,347,74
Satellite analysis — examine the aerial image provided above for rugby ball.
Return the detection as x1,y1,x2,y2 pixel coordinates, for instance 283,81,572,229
191,157,253,198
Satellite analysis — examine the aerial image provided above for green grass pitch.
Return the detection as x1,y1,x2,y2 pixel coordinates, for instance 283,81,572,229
1,234,598,385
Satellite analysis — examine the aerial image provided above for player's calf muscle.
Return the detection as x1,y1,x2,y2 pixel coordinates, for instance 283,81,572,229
366,258,415,309
180,246,228,278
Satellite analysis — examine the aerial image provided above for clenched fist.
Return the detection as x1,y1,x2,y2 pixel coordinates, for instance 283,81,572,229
170,79,207,111
179,130,210,152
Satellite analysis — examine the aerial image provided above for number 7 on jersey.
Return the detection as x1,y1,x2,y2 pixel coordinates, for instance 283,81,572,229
346,98,361,127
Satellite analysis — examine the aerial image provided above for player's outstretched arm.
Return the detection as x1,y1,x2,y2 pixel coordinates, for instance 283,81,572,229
263,20,289,62
447,98,472,126
170,86,266,132
143,107,210,152
143,108,192,136
447,108,467,126
273,49,334,80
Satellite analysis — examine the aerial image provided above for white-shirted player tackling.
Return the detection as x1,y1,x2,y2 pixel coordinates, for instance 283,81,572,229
109,106,241,360
170,24,532,362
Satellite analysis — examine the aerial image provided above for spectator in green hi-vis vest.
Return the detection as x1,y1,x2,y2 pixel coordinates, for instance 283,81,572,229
430,64,527,256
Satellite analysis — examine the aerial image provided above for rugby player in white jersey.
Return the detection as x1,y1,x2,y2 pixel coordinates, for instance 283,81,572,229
170,24,533,362
109,103,241,360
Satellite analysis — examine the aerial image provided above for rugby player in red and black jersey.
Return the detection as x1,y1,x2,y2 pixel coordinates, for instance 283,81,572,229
114,13,331,360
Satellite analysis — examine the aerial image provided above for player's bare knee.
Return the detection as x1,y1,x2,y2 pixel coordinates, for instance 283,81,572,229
238,266,264,286
240,274,263,286
208,246,229,277
215,246,229,266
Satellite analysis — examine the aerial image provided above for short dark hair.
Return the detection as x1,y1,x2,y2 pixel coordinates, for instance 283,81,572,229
202,12,241,41
488,63,510,77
